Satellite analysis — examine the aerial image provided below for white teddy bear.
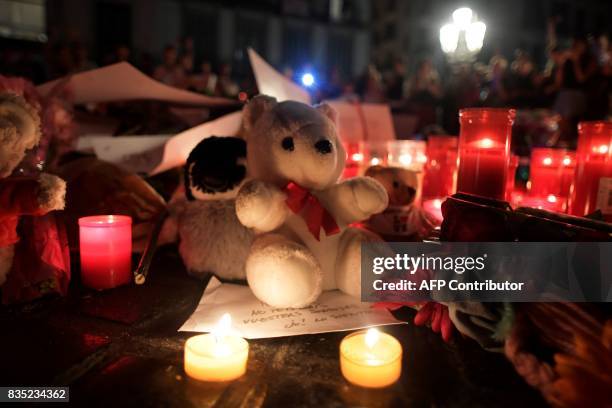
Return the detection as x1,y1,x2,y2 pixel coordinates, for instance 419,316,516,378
236,95,389,308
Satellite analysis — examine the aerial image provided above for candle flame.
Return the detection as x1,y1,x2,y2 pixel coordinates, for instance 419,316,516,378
365,328,380,349
351,153,364,162
596,145,609,154
433,199,442,209
212,313,233,357
213,313,232,338
370,157,381,166
417,153,428,164
478,138,494,148
399,154,412,166
547,194,557,203
542,157,552,166
562,157,571,166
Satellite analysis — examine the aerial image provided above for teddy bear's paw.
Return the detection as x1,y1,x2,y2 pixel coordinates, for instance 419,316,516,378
37,173,67,212
352,177,389,217
236,180,287,232
336,228,385,298
246,235,322,308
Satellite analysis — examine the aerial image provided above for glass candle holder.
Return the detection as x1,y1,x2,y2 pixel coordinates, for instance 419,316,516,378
79,215,132,290
529,148,562,195
505,154,519,201
386,140,426,204
339,329,402,388
569,121,612,219
343,141,366,179
422,135,458,200
457,108,515,200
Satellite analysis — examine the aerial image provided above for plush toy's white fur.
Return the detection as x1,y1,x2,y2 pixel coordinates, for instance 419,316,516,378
167,197,253,280
0,93,66,288
236,96,388,308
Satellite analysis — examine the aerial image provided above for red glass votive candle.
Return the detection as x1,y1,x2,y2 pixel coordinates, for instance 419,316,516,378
559,152,576,200
79,215,133,290
569,121,612,219
343,141,366,179
457,108,515,200
422,135,458,200
505,154,519,201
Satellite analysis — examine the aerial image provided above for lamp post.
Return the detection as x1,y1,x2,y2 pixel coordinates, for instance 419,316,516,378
440,7,486,63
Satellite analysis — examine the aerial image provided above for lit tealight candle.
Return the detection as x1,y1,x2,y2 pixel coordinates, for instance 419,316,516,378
340,328,402,388
184,314,249,382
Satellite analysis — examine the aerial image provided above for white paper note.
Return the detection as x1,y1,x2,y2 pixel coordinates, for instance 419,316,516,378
248,48,311,104
36,62,238,107
326,101,396,143
179,278,404,338
149,111,243,175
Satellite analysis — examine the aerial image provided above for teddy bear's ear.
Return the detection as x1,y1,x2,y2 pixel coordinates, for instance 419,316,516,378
243,95,277,132
315,103,338,126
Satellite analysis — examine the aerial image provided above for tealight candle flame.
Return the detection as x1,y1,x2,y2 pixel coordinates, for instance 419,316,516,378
370,157,381,165
399,154,412,166
596,144,609,154
543,157,552,166
365,328,380,349
351,153,364,162
547,194,557,203
477,138,494,148
212,313,233,357
562,157,572,166
214,313,232,338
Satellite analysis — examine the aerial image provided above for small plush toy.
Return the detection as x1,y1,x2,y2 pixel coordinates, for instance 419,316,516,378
163,136,254,280
365,165,437,240
0,93,66,287
236,95,388,308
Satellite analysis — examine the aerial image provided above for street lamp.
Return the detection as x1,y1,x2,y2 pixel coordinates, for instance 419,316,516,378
440,7,486,62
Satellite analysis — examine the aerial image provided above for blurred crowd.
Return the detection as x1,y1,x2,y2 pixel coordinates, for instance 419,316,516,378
1,21,610,145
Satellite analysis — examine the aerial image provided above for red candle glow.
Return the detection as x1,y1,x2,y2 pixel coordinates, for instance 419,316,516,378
569,121,612,219
422,135,458,200
506,154,519,201
457,108,515,200
79,215,133,290
343,141,366,179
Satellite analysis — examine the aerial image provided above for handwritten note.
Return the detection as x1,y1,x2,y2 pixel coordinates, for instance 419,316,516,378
179,278,404,338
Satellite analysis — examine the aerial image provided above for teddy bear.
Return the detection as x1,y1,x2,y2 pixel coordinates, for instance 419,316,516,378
235,95,389,308
0,93,66,287
161,136,254,280
364,165,437,240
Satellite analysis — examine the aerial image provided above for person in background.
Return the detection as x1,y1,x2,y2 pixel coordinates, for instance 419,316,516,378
356,64,386,103
191,61,218,95
506,50,537,108
215,63,239,98
539,46,564,106
553,36,598,142
483,55,508,106
408,59,442,130
153,45,185,87
178,53,195,89
386,59,408,101
72,43,97,73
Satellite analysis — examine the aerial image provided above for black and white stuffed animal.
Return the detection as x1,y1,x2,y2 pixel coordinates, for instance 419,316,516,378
162,136,254,280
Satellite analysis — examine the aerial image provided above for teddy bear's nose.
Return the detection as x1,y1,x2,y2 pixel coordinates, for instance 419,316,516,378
314,139,333,154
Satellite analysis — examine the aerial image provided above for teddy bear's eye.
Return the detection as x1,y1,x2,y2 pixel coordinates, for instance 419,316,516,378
281,137,295,152
392,181,400,188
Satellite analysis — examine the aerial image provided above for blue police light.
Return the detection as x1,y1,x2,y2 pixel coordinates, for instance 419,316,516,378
301,73,315,87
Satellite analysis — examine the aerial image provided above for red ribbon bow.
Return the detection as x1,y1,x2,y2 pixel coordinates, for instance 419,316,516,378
284,182,340,241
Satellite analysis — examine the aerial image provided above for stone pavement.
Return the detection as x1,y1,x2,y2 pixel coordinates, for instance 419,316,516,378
0,245,545,407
